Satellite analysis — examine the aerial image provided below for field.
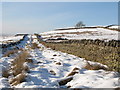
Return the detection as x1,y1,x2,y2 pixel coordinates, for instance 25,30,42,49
42,40,120,72
0,26,120,88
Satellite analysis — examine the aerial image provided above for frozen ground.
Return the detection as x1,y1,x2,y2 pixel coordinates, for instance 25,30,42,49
0,35,119,88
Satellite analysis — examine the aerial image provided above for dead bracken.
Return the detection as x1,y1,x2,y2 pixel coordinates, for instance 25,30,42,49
67,67,80,76
59,77,73,86
84,62,108,70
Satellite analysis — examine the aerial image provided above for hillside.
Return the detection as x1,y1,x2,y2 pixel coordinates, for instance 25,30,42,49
0,26,120,88
40,27,119,42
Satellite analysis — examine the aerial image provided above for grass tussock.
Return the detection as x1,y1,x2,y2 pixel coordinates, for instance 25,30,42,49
2,68,10,78
25,58,33,63
31,43,39,49
3,50,18,57
67,67,79,76
9,72,26,86
42,42,120,72
11,50,29,76
84,62,108,70
9,50,30,86
59,77,73,86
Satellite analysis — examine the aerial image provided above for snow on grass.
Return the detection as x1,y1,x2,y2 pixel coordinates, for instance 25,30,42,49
0,36,24,42
40,28,119,41
0,57,13,88
0,78,11,88
108,25,120,29
14,35,120,88
0,35,31,88
0,35,119,88
66,70,119,88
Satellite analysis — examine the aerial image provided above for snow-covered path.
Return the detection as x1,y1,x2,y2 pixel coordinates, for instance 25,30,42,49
0,34,120,88
15,35,120,88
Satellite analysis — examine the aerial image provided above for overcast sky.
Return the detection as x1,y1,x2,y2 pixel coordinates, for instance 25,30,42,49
1,2,118,34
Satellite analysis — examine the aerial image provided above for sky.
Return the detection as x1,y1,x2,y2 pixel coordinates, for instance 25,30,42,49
1,2,118,34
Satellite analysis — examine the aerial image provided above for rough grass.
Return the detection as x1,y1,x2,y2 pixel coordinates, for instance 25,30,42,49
3,50,18,57
67,67,79,76
11,50,29,76
42,42,120,72
25,58,33,63
9,50,30,86
2,68,10,78
59,77,73,86
2,49,30,86
84,62,108,70
31,43,39,49
49,31,95,35
9,72,26,86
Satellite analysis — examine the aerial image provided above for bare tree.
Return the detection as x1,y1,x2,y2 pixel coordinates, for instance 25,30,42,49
75,21,85,28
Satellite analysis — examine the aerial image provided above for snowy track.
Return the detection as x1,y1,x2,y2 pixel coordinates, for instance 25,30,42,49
15,35,120,88
0,35,120,88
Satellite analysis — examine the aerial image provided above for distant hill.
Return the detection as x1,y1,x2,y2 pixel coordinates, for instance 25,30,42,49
40,25,119,42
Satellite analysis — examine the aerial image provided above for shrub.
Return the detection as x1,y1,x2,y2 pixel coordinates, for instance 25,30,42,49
75,21,85,28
